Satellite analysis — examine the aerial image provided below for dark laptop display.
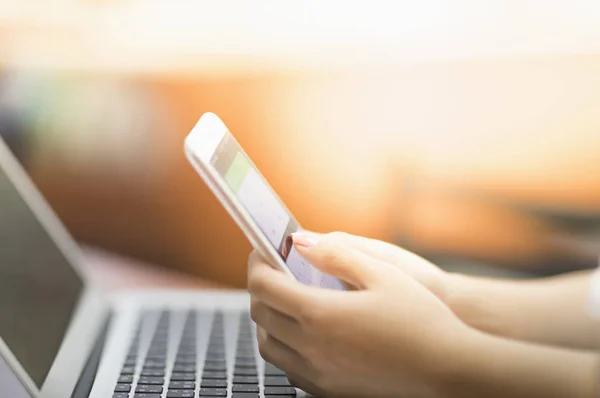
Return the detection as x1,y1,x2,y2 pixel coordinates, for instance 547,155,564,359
0,166,83,387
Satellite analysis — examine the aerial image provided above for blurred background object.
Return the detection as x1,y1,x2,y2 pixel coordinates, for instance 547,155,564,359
2,1,600,287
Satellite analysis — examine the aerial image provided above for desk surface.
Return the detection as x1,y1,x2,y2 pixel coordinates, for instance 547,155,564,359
83,247,227,291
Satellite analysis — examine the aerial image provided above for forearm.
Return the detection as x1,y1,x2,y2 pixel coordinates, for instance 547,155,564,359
446,270,600,349
437,328,599,398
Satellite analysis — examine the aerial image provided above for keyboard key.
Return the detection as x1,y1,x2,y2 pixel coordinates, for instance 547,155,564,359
133,394,161,398
260,396,295,398
204,360,226,367
170,373,196,381
146,350,167,356
113,394,128,398
147,344,167,350
114,384,131,392
138,376,164,385
201,379,227,388
143,361,165,369
231,394,259,398
141,369,165,377
233,376,259,384
121,366,135,375
234,365,256,371
264,387,296,395
264,377,291,387
118,375,133,383
167,391,195,398
235,353,255,359
173,365,196,373
169,381,196,390
145,354,167,361
234,368,257,376
124,359,137,366
177,353,197,359
206,358,225,364
202,371,227,379
199,387,227,396
176,357,197,364
136,385,163,394
233,384,260,393
148,342,167,348
264,364,286,376
175,358,197,365
203,363,227,372
235,359,256,367
205,352,225,359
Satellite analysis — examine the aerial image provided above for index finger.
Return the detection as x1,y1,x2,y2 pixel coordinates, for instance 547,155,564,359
247,256,336,320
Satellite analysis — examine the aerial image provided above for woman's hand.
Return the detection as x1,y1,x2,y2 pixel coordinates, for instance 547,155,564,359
322,232,451,300
303,232,600,351
248,232,472,398
248,232,599,398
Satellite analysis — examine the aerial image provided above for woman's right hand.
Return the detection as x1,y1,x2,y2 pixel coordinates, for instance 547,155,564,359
323,232,453,302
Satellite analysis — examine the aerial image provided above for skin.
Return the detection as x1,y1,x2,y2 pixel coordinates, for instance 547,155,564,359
319,232,600,349
248,231,600,398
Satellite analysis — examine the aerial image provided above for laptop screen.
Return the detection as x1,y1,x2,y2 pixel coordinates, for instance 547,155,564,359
0,166,83,387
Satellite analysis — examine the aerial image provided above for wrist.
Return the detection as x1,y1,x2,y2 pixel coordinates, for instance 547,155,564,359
425,321,484,398
442,273,475,319
433,328,600,398
443,273,497,334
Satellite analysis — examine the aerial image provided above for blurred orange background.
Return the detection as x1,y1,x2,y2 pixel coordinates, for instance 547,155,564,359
2,2,600,286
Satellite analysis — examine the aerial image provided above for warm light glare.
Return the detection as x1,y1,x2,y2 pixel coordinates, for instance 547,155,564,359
1,1,600,73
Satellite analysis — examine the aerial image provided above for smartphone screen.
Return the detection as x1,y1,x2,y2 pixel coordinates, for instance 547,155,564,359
187,114,344,290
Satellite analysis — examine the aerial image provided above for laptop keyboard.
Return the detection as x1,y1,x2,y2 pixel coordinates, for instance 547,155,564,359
112,310,296,398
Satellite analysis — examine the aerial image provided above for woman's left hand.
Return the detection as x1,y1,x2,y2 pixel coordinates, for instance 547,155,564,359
248,232,472,398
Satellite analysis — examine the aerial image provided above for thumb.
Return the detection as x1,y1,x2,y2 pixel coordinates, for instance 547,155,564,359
292,232,386,289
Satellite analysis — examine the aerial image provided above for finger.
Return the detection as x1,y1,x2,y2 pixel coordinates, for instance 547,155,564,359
251,298,307,352
292,232,387,288
325,231,439,274
248,249,270,272
257,333,314,380
248,258,335,319
303,231,429,270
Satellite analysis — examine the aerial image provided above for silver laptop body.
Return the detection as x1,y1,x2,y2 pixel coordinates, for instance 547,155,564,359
0,138,302,398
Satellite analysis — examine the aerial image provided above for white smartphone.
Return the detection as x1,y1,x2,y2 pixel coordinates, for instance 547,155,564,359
185,112,345,290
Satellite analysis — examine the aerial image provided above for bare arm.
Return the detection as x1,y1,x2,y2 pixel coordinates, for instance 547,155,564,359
442,329,599,398
447,270,600,349
323,232,600,349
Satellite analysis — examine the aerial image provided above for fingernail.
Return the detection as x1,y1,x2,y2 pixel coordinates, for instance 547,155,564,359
292,232,319,249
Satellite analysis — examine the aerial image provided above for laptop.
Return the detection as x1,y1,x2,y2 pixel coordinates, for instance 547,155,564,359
0,138,302,398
